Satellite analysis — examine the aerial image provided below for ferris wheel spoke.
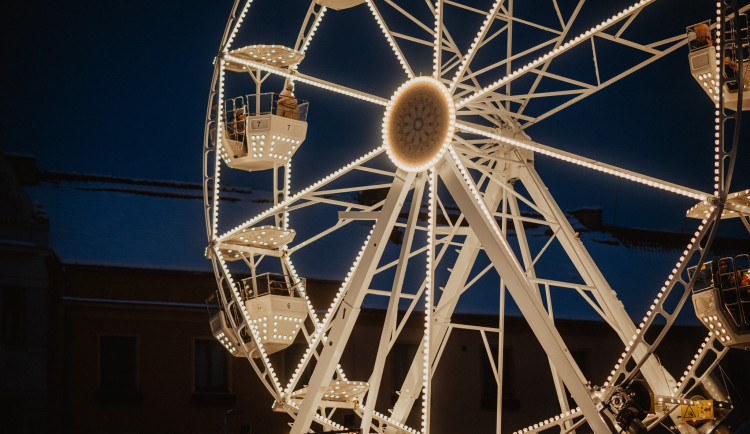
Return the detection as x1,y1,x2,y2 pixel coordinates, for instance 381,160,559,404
456,0,658,110
216,146,385,242
365,0,415,78
223,53,389,106
432,0,443,79
455,121,711,201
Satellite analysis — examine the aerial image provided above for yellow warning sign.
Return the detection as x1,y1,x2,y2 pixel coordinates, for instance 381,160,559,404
681,400,714,423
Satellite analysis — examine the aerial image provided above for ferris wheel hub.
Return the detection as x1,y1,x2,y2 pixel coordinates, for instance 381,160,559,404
382,76,456,172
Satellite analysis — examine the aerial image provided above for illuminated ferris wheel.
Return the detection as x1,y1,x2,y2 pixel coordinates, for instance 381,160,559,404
202,0,750,433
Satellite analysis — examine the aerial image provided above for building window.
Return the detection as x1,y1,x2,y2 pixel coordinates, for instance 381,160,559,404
192,339,233,405
480,345,519,411
392,343,418,404
97,335,141,403
0,285,26,346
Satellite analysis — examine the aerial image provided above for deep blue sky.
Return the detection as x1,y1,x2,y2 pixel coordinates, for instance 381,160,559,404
3,0,749,235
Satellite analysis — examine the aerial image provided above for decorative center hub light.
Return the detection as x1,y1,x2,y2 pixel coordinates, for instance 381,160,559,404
382,76,456,172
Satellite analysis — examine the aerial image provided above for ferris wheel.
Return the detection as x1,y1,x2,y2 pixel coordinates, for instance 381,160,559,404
202,0,750,433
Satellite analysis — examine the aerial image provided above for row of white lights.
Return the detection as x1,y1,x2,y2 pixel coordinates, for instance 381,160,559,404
673,334,714,394
224,53,388,106
215,331,238,355
285,401,346,432
372,410,420,434
599,210,715,402
382,77,456,173
449,0,504,93
212,62,228,239
456,0,655,109
512,407,581,434
713,3,723,197
217,146,384,242
366,0,413,79
433,0,442,79
283,232,374,397
598,6,727,412
281,256,351,392
422,168,436,434
215,248,285,395
455,121,709,201
592,10,735,404
223,0,253,53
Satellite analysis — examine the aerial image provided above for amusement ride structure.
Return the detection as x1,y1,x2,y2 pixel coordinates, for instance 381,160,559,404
202,0,750,432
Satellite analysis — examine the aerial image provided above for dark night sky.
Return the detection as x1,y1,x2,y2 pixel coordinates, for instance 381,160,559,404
2,0,749,235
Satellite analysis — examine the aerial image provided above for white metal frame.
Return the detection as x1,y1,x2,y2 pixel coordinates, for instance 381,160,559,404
202,1,748,433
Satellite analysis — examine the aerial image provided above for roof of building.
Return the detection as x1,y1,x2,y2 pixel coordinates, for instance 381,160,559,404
9,153,748,322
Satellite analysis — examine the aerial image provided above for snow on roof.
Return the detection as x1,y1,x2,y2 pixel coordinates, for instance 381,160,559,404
24,172,270,272
23,171,747,323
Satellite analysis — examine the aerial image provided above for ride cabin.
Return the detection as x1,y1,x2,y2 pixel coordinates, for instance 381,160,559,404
689,254,750,350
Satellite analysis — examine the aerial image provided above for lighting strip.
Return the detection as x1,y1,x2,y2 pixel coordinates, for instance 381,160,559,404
673,335,712,393
449,0,504,92
372,410,419,434
600,210,715,395
447,147,526,281
455,121,710,201
714,1,723,196
433,0,442,79
217,147,384,242
456,0,655,109
224,0,254,52
224,54,388,106
512,407,582,434
299,6,326,56
366,0,414,78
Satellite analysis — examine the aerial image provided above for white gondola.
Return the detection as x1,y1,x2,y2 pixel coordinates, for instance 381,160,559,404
207,293,244,358
689,254,750,350
220,92,308,171
241,273,308,357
